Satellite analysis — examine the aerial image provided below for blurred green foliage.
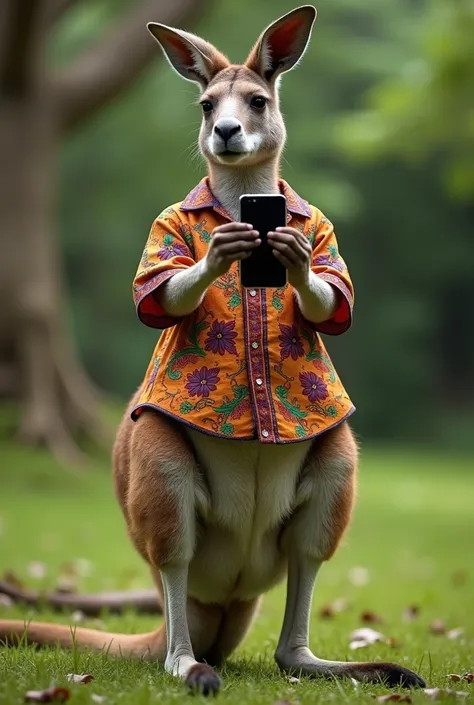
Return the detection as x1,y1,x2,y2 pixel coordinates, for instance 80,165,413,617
54,0,473,448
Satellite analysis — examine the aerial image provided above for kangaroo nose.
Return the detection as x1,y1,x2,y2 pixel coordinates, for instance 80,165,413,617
214,118,242,144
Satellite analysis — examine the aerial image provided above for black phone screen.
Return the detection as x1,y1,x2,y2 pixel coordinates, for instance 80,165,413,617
239,194,287,288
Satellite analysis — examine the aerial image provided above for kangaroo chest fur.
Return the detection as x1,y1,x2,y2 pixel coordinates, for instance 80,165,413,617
183,428,313,604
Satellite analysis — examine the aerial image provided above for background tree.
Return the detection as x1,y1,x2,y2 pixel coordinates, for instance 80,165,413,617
0,0,205,463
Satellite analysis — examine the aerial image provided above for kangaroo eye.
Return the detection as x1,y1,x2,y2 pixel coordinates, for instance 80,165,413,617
201,101,213,114
250,96,267,110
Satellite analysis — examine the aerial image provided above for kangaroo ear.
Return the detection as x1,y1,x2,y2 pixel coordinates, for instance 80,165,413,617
245,5,317,83
147,23,230,89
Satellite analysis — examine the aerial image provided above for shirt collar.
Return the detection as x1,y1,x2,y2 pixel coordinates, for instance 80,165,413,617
180,177,312,220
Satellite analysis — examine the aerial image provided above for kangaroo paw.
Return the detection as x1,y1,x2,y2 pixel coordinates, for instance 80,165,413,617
185,663,221,696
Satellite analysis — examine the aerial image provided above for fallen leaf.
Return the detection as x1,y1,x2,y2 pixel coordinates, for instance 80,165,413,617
25,686,70,702
2,570,24,589
372,695,412,703
319,605,335,619
55,575,77,594
403,605,420,622
65,674,93,684
319,597,348,619
286,676,300,684
429,620,446,635
348,566,370,587
447,627,464,640
91,696,106,704
423,687,468,700
349,627,385,650
0,593,13,607
361,610,383,624
385,636,402,648
445,673,474,683
27,561,47,580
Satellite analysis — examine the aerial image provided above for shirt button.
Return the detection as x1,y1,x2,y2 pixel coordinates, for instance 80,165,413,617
262,429,269,438
251,341,258,349
249,289,257,297
256,378,263,386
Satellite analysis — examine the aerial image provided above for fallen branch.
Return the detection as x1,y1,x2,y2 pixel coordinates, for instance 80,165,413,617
0,580,161,616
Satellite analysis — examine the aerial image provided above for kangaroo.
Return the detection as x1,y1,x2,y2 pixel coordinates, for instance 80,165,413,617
0,6,425,695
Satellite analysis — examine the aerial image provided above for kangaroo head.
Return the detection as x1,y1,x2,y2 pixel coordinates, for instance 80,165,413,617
148,6,317,170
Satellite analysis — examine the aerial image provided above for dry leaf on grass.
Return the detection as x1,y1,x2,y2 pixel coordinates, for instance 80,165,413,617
361,610,384,624
286,676,300,684
0,593,13,607
429,620,446,635
385,636,402,649
372,694,412,703
24,686,70,702
349,627,385,650
319,598,349,619
65,674,93,684
27,562,47,580
423,688,469,700
446,627,464,640
445,674,474,683
91,696,106,704
55,575,77,594
403,606,420,622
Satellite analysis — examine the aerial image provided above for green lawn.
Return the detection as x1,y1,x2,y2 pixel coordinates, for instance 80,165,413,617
0,437,473,704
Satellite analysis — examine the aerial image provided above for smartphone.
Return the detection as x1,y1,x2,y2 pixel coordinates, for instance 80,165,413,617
239,194,287,288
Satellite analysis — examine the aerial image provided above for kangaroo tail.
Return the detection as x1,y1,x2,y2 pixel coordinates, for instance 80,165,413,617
0,619,166,659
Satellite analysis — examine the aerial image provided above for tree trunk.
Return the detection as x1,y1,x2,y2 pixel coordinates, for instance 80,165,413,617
0,88,110,465
0,0,207,465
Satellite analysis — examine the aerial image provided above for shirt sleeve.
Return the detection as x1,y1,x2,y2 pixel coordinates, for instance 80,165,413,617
133,208,196,329
308,212,354,336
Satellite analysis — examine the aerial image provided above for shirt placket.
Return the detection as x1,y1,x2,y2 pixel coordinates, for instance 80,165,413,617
243,287,277,442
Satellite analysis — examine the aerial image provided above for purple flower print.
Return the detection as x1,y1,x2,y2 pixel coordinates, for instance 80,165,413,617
299,371,328,403
158,234,188,260
314,254,344,272
186,366,220,398
279,323,304,361
205,319,238,355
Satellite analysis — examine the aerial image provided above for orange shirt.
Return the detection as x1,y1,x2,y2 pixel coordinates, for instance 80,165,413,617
132,177,355,443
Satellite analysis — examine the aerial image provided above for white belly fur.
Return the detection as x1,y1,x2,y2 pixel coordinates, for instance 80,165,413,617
184,427,313,604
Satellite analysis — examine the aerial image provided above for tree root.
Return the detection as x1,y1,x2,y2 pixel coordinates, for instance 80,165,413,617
0,580,162,616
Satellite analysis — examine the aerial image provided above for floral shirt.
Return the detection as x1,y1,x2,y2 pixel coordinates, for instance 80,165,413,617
131,177,355,443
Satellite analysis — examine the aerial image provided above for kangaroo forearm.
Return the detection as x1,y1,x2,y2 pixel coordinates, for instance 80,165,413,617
154,261,215,317
294,273,338,324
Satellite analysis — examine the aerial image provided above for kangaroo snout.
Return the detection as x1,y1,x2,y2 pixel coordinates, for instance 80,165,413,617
213,118,243,147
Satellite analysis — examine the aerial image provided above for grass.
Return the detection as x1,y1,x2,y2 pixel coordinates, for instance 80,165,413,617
0,435,473,704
